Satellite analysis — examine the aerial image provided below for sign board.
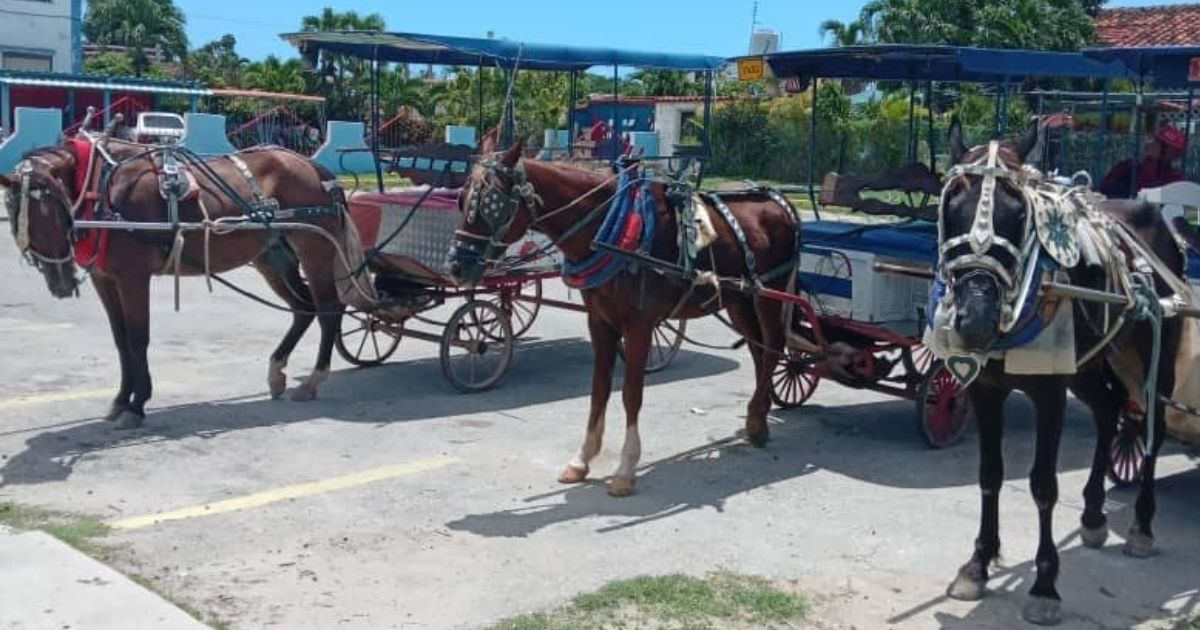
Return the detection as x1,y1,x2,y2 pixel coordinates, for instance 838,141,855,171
1190,58,1200,83
737,58,765,82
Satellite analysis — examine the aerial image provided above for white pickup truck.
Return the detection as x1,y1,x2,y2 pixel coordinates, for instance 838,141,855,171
120,111,186,144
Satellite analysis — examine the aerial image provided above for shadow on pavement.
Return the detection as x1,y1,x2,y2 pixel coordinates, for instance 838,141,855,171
0,338,739,486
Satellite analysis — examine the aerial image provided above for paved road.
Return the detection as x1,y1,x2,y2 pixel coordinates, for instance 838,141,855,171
0,234,1196,630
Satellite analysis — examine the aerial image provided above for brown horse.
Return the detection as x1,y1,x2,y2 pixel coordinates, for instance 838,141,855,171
448,140,805,496
936,120,1185,624
1,137,369,428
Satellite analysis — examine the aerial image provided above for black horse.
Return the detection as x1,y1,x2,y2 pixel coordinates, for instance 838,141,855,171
936,120,1185,625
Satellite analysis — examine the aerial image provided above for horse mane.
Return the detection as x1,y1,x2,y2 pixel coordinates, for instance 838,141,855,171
958,142,1025,170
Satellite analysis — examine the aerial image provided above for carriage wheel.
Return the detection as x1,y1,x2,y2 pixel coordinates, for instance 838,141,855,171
916,362,973,449
770,349,820,409
490,277,542,339
336,311,401,367
440,300,514,393
618,320,687,373
1108,411,1146,487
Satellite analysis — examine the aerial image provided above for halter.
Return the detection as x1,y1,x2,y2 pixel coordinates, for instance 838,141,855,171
452,156,541,268
11,157,77,268
937,141,1041,332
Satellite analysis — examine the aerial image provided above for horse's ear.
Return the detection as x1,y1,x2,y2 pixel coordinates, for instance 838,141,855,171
1015,120,1041,164
949,116,967,164
500,135,525,168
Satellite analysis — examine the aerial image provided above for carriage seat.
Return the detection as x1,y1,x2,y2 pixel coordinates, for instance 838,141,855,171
384,143,475,188
819,162,943,221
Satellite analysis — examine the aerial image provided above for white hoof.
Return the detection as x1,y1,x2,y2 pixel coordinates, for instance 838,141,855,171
290,384,318,402
946,571,985,602
1080,524,1109,549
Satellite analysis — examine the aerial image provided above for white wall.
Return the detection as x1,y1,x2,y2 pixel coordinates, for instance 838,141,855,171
654,101,703,157
0,0,75,72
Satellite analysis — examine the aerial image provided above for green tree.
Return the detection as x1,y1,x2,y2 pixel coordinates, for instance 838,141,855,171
182,34,246,88
819,19,869,46
84,52,136,77
299,8,387,120
244,56,308,94
83,0,188,75
629,70,702,97
858,0,1097,50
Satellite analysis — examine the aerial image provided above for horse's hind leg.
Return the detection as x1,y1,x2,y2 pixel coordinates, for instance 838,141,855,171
948,380,1009,602
93,275,131,422
285,234,345,402
1125,320,1180,558
558,311,618,485
725,297,769,446
255,247,316,399
1023,379,1068,626
1072,366,1123,548
607,318,653,497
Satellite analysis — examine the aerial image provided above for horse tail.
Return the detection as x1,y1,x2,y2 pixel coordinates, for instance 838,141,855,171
331,213,377,310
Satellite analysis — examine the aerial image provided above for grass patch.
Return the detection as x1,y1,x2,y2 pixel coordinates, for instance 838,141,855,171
338,173,413,191
0,501,111,557
489,571,806,630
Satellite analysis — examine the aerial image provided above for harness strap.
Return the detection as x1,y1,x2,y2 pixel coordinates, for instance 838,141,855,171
701,191,760,288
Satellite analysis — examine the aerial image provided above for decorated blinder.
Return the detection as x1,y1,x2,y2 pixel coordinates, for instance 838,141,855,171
451,157,537,276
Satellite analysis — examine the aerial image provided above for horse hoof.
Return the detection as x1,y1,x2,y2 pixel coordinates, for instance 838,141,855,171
104,404,125,423
269,378,286,400
1123,529,1156,558
747,424,770,448
1080,524,1109,549
606,475,637,497
290,385,317,402
114,411,144,430
557,464,589,485
946,569,985,601
1022,596,1063,626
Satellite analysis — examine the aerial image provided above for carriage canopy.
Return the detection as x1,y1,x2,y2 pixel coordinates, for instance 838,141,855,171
279,31,727,72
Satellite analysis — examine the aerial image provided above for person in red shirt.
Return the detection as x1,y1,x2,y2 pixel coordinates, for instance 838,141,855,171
1099,125,1188,199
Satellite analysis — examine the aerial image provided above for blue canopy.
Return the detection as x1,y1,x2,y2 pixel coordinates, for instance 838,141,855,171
747,45,1133,84
279,31,727,72
1083,46,1200,88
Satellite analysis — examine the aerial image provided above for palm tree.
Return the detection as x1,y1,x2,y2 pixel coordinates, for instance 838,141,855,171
244,56,308,94
297,9,387,120
819,19,867,47
83,0,188,76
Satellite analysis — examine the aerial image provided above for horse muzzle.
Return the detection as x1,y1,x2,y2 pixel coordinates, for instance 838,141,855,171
448,239,488,287
952,271,1003,354
42,261,80,299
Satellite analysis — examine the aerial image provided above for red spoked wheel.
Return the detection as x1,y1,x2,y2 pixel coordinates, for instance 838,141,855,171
770,350,821,409
489,277,542,339
916,361,973,449
1108,410,1146,487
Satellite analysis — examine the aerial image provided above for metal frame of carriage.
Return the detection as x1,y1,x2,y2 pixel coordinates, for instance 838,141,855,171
279,31,727,391
725,45,1138,448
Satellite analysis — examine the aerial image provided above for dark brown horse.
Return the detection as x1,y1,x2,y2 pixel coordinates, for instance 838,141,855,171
1,137,369,428
448,140,805,496
936,120,1184,624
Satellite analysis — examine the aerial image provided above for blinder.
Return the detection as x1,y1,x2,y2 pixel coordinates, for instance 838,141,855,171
10,158,76,268
451,157,538,271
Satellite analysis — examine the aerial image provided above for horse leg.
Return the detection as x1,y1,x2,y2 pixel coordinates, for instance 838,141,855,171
558,312,618,484
1125,329,1178,559
751,295,787,438
607,319,652,497
1073,368,1123,548
1022,379,1068,626
113,273,153,430
287,236,344,402
93,275,131,421
948,381,1009,601
255,249,316,400
725,298,769,446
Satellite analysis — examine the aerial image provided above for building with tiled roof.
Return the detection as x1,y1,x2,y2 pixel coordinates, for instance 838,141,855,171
1095,3,1200,47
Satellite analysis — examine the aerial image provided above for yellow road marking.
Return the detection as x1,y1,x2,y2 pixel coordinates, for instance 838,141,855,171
0,387,121,409
109,455,462,531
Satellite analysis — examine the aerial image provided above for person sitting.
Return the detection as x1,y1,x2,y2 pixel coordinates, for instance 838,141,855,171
1098,125,1187,199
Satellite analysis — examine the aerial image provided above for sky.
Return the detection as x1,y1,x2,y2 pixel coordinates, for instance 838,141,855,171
171,0,1200,63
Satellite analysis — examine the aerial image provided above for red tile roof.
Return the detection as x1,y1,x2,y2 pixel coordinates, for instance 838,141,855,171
1095,4,1200,47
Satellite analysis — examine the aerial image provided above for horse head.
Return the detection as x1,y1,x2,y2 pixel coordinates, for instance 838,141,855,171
939,118,1040,353
449,136,536,286
0,146,82,298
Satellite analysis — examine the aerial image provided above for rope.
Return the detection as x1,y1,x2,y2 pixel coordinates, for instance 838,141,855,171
1129,273,1164,457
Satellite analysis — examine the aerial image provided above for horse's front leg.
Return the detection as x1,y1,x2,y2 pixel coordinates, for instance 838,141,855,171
948,380,1009,602
1073,368,1123,548
1126,336,1178,558
558,312,618,484
607,319,653,497
92,275,131,422
725,298,769,446
1022,378,1068,626
113,273,153,430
